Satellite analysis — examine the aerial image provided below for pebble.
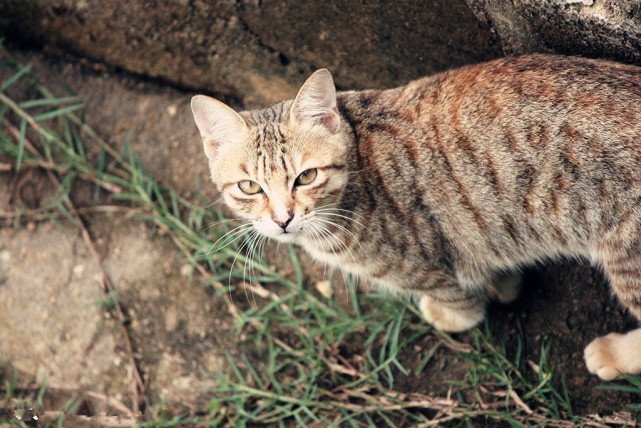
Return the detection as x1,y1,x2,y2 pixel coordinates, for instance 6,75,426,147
315,280,331,297
73,264,85,276
180,264,192,277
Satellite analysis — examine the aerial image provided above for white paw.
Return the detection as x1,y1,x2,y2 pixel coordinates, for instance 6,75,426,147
584,330,641,380
419,295,485,332
584,334,623,380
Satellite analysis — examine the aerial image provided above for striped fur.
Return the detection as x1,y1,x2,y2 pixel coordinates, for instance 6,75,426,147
192,54,641,380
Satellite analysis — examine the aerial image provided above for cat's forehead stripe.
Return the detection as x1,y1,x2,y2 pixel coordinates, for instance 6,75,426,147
243,101,291,126
253,122,286,149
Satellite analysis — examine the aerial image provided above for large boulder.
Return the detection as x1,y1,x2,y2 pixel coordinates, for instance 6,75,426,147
3,1,639,105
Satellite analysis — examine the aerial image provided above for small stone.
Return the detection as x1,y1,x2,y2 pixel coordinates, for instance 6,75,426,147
560,0,593,4
165,310,178,332
173,376,192,390
72,264,85,276
180,264,192,277
315,280,331,297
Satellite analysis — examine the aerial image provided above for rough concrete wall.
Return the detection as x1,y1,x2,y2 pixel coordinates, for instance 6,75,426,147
1,0,640,105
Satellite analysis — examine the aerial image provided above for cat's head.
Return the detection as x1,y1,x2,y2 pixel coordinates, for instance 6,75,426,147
191,69,350,243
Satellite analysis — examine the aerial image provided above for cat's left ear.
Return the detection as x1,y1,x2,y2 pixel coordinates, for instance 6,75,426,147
290,69,340,134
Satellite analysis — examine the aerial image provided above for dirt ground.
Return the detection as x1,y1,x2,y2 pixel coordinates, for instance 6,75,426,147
1,47,639,422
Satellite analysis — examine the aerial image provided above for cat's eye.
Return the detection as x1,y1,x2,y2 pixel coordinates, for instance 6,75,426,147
296,168,318,186
238,180,262,195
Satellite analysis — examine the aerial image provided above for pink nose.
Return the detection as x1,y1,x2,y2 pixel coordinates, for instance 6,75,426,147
274,213,294,230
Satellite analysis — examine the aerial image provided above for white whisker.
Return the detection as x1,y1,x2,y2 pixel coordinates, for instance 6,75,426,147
228,228,262,303
207,222,253,255
243,229,264,307
201,195,227,210
315,208,368,230
311,218,358,266
203,216,244,231
316,204,369,224
309,220,355,298
313,216,364,254
255,234,268,281
305,222,330,276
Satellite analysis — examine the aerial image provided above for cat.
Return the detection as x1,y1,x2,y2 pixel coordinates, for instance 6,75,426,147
191,54,641,381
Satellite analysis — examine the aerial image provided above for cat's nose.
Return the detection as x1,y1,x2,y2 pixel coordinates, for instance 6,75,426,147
273,212,294,230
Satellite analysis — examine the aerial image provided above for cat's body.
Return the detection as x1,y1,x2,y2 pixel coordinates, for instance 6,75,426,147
191,54,641,381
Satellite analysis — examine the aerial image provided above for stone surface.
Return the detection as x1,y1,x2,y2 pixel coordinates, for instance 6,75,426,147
2,0,640,109
468,0,641,62
1,0,499,106
0,214,231,412
0,51,234,416
0,223,123,394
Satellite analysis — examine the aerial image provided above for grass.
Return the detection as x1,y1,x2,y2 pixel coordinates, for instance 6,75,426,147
1,45,640,426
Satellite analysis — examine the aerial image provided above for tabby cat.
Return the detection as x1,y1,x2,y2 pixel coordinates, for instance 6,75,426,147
191,54,641,381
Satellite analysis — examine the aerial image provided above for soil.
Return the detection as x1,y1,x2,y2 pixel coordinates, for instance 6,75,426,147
1,46,640,423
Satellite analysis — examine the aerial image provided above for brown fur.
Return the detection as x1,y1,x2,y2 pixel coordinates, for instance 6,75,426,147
191,54,641,380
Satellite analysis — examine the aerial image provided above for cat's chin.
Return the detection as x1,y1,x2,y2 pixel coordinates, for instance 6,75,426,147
266,231,301,244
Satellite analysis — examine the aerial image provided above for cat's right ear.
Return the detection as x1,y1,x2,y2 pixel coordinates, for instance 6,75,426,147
190,95,249,161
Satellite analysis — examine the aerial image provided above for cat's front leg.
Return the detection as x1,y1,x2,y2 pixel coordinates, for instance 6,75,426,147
586,243,641,379
584,329,641,380
418,270,519,332
419,294,486,332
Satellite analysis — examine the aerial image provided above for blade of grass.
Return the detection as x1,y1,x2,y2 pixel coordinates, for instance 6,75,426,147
33,103,84,122
19,96,78,109
0,63,31,91
14,117,25,171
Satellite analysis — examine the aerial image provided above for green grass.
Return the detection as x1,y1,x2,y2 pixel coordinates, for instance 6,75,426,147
0,370,69,427
1,46,640,426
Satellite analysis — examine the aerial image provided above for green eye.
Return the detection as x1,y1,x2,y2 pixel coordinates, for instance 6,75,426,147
296,168,318,186
238,180,262,195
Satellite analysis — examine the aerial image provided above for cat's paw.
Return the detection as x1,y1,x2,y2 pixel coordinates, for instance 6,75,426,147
487,272,521,304
584,330,641,380
584,334,622,380
419,295,485,332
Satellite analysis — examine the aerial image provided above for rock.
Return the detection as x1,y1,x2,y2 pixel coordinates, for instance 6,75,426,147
0,210,233,415
468,0,641,62
2,1,640,107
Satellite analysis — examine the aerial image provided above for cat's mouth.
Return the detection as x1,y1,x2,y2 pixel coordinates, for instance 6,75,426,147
254,222,302,243
270,228,300,243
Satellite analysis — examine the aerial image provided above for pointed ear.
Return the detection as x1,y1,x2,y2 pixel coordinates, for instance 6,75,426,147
191,95,249,160
290,69,340,134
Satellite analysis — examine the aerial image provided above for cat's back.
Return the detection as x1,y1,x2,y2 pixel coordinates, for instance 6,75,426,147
437,54,641,100
340,54,641,132
339,54,641,182
336,54,641,268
